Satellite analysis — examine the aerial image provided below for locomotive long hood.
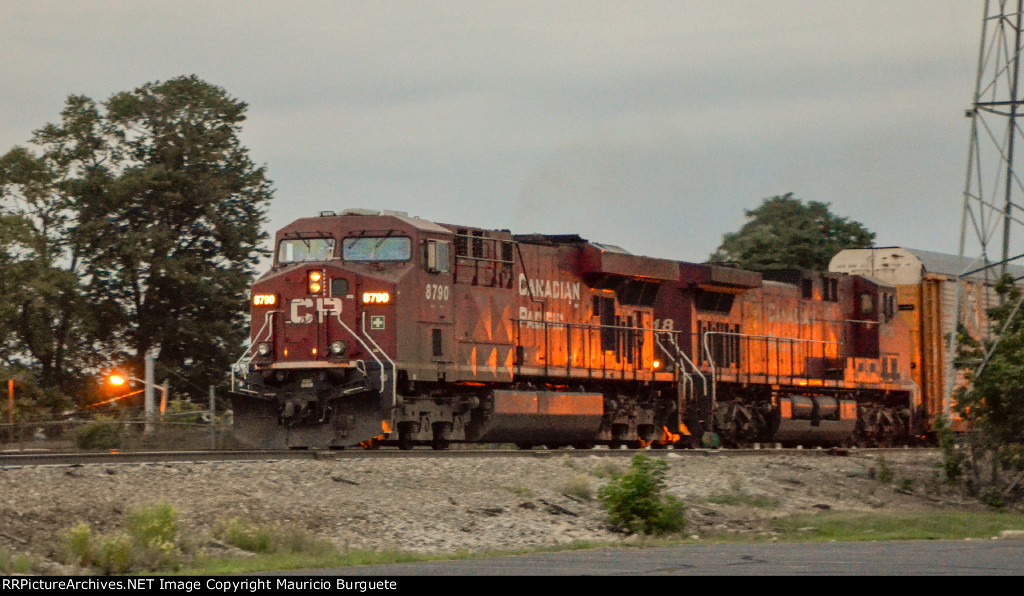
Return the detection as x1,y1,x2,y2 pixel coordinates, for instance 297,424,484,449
579,244,679,280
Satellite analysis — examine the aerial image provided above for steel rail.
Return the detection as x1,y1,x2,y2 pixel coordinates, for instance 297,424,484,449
0,446,938,467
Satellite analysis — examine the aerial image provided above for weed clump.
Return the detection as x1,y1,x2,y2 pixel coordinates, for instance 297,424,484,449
591,458,624,479
871,456,894,483
61,501,184,573
0,546,34,574
598,455,685,535
212,518,333,555
561,475,593,501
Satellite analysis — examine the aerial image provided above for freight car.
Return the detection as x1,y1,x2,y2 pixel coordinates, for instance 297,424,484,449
230,210,924,449
829,247,1024,433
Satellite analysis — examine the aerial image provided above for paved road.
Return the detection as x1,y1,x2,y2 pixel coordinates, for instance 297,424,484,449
299,540,1024,576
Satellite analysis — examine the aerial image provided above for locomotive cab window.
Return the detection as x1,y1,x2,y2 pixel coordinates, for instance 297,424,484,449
278,238,336,263
825,278,839,302
343,236,412,262
424,239,450,273
801,278,813,300
860,293,874,315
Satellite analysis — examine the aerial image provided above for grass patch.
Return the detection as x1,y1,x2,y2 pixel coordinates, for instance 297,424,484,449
185,549,426,575
180,541,612,575
67,509,1024,575
591,459,624,479
561,475,594,501
772,511,1024,542
503,485,532,497
0,546,35,574
212,518,334,556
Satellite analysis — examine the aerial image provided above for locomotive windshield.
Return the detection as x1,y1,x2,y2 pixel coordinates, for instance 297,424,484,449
278,238,336,263
343,236,412,262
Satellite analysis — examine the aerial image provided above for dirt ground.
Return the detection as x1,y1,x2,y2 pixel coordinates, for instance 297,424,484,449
0,448,1009,573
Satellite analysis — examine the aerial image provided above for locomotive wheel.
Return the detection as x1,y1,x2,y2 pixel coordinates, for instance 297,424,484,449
431,422,452,451
397,421,419,451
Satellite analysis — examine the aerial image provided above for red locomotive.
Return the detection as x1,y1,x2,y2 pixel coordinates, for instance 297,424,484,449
231,210,923,449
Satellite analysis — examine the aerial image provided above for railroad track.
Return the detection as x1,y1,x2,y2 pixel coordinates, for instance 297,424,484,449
0,446,937,467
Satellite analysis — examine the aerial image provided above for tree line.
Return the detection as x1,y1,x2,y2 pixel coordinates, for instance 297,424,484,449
0,76,272,416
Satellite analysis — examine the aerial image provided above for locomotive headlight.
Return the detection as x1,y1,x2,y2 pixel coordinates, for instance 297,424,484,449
329,340,347,355
308,270,324,294
256,342,271,356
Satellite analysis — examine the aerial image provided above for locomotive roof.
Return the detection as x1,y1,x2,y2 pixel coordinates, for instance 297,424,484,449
282,209,452,235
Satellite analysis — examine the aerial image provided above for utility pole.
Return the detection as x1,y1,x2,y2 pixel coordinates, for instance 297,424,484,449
144,348,160,433
951,0,1024,415
7,379,13,446
209,385,217,449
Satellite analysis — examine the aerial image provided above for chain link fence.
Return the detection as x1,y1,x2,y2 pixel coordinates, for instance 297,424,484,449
0,408,245,453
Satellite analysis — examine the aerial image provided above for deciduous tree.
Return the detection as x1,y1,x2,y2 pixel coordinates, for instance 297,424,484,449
709,193,875,271
0,76,272,407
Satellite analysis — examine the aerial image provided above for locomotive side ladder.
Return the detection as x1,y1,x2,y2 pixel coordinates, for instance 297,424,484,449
655,330,712,438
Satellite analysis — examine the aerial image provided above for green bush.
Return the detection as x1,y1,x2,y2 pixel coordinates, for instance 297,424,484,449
71,421,122,450
980,488,1006,510
598,455,686,535
998,444,1024,472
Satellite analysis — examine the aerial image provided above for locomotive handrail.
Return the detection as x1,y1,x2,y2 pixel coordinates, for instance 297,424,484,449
332,312,391,403
653,331,695,414
452,233,515,264
510,318,659,379
361,311,398,409
655,330,707,395
231,311,275,393
701,331,842,407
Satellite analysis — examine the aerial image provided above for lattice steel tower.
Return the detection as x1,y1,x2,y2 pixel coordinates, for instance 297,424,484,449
951,0,1024,414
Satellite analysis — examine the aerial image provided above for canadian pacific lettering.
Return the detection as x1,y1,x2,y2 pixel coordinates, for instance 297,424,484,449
518,273,581,302
288,297,342,324
518,306,565,329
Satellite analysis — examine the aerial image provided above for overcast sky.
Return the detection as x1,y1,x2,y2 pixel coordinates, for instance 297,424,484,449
1,1,983,264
